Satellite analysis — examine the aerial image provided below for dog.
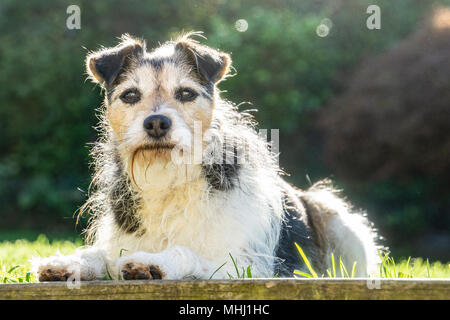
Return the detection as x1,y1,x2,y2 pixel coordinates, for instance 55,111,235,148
32,32,381,281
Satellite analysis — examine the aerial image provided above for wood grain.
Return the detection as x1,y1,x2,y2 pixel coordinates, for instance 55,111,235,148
0,279,448,300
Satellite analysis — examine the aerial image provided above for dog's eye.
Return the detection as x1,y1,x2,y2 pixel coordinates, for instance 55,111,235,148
175,88,198,102
120,88,141,104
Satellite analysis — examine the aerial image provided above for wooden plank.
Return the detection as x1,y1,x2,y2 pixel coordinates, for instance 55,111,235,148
0,279,449,300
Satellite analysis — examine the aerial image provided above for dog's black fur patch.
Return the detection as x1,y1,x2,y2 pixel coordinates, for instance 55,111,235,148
110,176,141,234
202,81,214,97
202,163,240,191
202,139,241,191
91,42,143,88
108,152,142,234
274,200,321,277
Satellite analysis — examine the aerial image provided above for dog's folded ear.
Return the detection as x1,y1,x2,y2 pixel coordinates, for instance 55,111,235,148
86,35,145,87
175,39,231,84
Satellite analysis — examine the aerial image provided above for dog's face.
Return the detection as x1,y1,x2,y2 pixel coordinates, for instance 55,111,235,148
86,34,231,176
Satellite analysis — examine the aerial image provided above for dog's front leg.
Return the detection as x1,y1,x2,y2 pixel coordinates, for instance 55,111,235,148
31,247,108,282
116,246,222,280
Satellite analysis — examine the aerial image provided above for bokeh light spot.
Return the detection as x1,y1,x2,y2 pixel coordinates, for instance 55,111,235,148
235,19,249,32
316,24,329,37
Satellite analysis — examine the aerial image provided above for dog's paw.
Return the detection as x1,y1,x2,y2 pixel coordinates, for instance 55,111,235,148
30,247,108,282
31,256,79,282
120,262,165,280
37,267,73,282
117,252,171,280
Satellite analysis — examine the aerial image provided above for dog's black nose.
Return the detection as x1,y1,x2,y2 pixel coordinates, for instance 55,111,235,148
143,115,171,138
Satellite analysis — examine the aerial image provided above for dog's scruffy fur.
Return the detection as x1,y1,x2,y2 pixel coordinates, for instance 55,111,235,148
32,33,381,281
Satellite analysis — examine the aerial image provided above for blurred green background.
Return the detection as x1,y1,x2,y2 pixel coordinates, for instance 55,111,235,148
0,0,449,261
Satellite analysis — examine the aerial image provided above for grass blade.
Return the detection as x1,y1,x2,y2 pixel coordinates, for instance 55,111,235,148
405,256,411,278
340,257,350,278
246,265,252,278
229,253,240,278
391,256,397,277
294,270,313,278
7,265,22,273
294,242,318,278
331,253,336,278
351,262,357,278
209,262,227,280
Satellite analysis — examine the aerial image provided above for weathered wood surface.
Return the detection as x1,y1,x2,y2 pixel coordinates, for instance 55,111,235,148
0,279,449,300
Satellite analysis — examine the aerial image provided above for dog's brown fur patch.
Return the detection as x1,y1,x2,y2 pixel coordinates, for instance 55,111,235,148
121,262,165,280
38,267,72,282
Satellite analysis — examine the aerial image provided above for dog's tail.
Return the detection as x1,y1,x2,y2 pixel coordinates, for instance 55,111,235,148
299,179,383,277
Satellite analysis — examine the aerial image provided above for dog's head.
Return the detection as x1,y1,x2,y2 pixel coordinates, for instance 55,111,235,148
86,33,231,184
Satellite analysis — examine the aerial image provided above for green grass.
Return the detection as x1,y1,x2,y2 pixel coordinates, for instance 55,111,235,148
0,235,449,283
0,234,82,283
293,243,450,279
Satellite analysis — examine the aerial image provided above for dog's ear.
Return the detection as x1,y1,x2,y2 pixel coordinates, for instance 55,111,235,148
86,35,145,87
175,39,231,84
